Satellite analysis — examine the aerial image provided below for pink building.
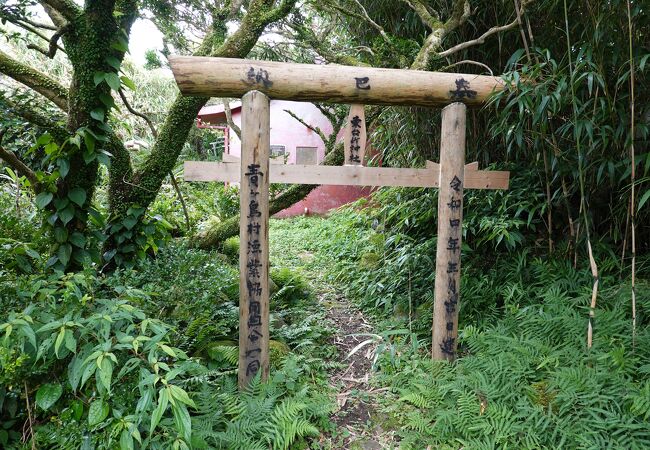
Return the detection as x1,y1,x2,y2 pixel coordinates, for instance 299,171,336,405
198,100,333,165
196,100,373,216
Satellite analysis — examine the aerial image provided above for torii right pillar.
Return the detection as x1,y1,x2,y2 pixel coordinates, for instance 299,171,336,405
432,102,466,361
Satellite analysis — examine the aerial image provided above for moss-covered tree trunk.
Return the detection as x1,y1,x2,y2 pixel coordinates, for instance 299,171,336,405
102,0,297,264
195,143,345,249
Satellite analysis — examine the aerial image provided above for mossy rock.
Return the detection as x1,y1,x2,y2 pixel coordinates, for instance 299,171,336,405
222,236,240,260
270,339,290,364
360,252,381,269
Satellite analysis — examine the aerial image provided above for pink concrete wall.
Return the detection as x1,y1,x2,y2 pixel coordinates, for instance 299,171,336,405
227,100,333,164
274,185,375,218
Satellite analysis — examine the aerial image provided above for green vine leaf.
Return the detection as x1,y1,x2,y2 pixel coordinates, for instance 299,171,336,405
90,108,105,122
93,72,105,86
120,76,136,90
35,192,53,209
105,72,121,91
105,56,121,71
68,188,87,207
88,399,109,426
35,383,63,411
57,243,72,266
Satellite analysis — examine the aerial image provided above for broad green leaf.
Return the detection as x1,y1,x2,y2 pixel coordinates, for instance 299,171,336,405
90,108,105,122
88,399,109,426
172,403,191,442
68,188,87,207
68,355,83,391
97,357,113,393
58,158,70,178
168,385,196,408
120,76,136,90
99,93,115,108
105,56,121,71
69,232,86,248
123,216,138,230
54,227,68,243
59,206,75,225
57,244,72,267
105,72,121,91
93,72,105,86
35,383,62,410
64,329,76,353
35,192,53,209
158,344,176,358
149,388,169,435
54,327,65,358
120,429,134,450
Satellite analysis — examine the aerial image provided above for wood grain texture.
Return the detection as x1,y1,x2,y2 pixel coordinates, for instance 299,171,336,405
169,56,505,107
184,161,509,190
344,105,366,165
432,102,466,362
238,91,270,389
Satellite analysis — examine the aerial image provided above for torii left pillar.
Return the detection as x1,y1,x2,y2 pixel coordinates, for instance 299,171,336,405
238,90,270,389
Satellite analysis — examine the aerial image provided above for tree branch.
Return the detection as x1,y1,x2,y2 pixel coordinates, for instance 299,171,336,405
325,1,391,43
401,0,441,29
0,49,68,110
0,130,39,187
118,89,158,138
223,99,241,139
410,0,470,69
284,109,328,144
441,59,494,75
38,0,81,21
437,16,519,58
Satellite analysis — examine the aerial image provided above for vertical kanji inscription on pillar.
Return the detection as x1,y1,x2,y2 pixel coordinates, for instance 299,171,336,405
432,102,466,361
238,91,270,389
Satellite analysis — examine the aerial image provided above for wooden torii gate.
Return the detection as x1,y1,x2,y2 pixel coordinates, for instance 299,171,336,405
169,57,510,388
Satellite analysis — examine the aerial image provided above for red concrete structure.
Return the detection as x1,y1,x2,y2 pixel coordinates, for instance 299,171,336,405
197,101,373,217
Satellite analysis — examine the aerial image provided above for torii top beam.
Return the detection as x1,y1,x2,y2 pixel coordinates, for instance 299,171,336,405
169,56,505,107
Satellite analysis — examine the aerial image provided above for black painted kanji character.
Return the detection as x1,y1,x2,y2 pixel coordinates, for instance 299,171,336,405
247,279,262,296
247,259,262,278
450,218,461,228
447,261,458,273
248,329,263,342
450,175,462,192
355,77,370,90
447,237,459,252
248,240,262,255
440,337,455,355
245,164,263,188
248,222,261,235
448,198,462,210
246,359,260,376
248,200,262,219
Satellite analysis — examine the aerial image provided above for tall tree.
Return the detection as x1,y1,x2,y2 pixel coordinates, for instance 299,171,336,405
0,0,296,269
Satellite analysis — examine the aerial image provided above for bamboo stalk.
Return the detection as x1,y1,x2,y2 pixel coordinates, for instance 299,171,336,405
626,0,637,346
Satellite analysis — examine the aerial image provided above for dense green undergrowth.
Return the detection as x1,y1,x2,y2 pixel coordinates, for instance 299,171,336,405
0,189,336,449
2,177,649,448
272,208,650,449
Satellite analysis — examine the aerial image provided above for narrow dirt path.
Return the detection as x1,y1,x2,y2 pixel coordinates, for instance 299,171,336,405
270,219,398,448
317,289,397,449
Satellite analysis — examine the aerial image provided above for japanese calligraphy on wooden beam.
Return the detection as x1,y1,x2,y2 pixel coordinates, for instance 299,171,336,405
238,91,270,389
184,161,509,190
169,56,505,107
344,105,366,165
432,103,466,361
